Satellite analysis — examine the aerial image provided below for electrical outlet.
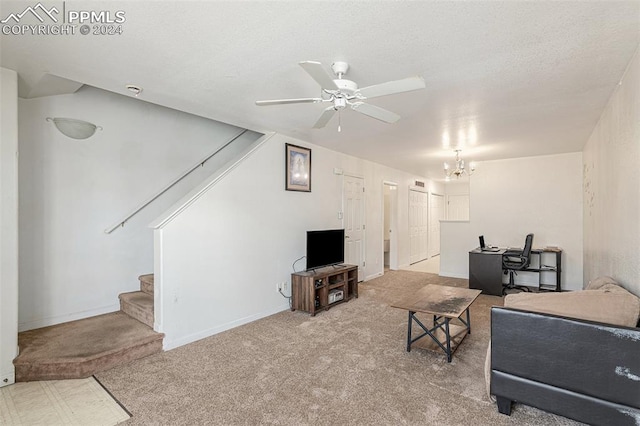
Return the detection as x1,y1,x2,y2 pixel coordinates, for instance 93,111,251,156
276,282,282,292
283,282,288,293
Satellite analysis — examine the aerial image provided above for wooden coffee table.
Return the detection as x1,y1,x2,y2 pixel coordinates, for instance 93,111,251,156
391,285,481,362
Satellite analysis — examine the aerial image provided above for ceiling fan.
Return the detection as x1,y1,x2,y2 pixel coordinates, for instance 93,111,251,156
255,61,426,131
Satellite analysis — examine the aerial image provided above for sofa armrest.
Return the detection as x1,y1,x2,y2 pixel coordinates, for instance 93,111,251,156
491,307,640,409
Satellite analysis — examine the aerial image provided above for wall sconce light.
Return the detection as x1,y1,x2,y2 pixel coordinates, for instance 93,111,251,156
46,117,102,140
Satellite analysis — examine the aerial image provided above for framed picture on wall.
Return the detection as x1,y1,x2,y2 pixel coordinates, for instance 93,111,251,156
285,143,312,192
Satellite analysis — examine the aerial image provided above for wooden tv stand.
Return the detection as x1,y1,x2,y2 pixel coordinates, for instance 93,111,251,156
291,264,358,316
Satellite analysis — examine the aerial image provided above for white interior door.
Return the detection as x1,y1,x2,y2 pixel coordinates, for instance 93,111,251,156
447,195,470,220
343,175,365,278
429,193,445,257
409,190,429,264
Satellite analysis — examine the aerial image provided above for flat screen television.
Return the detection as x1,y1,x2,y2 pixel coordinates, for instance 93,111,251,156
306,229,345,270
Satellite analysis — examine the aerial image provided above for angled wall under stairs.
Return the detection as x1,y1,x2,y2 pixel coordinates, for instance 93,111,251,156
14,274,161,382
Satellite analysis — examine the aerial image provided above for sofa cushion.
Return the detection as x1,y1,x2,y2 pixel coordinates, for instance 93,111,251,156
503,284,640,327
585,275,619,291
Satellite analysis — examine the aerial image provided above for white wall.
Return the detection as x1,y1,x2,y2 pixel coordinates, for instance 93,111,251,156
444,181,470,221
1,67,19,386
154,133,442,350
583,46,640,297
18,85,261,330
440,152,584,290
440,220,472,278
444,182,469,196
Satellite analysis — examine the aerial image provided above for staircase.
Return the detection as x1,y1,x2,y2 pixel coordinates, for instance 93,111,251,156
14,274,163,382
119,274,154,327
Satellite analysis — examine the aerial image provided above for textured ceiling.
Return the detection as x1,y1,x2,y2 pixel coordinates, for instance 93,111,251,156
1,1,639,180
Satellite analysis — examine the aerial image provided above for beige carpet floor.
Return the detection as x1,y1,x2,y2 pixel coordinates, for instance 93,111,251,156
95,270,583,425
15,311,164,382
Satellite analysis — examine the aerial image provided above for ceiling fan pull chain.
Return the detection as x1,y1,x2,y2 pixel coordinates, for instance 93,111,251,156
338,111,342,132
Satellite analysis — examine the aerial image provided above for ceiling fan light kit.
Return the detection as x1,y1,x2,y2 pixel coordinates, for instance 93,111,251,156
256,60,426,131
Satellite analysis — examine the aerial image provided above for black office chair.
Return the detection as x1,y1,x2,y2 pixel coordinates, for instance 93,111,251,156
502,233,534,294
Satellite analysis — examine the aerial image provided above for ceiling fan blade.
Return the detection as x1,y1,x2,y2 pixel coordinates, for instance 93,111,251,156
299,61,339,90
356,76,425,99
255,97,323,106
313,107,337,129
351,102,400,123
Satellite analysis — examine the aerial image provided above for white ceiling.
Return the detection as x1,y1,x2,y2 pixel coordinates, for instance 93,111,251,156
1,1,639,180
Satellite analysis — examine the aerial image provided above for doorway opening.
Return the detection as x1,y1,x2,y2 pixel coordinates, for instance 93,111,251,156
382,182,398,273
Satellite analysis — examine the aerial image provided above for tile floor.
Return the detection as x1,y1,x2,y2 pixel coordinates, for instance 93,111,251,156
0,377,130,425
401,255,440,274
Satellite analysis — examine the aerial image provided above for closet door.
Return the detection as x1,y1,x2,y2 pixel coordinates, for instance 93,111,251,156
409,190,429,264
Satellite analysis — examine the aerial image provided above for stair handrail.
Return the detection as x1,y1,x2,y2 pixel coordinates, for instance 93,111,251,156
104,129,248,234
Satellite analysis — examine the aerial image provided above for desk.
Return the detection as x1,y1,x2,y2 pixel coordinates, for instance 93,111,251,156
469,248,562,295
469,248,506,296
391,285,481,362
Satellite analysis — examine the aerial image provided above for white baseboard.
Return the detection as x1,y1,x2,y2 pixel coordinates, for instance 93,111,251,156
18,303,120,332
364,272,383,281
439,271,468,279
162,303,290,351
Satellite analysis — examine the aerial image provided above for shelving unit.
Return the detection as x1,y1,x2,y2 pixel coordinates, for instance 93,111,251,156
526,248,562,292
291,265,358,316
501,248,562,292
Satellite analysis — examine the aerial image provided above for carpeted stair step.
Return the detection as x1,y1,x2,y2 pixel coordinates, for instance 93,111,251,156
14,311,164,382
119,291,154,327
139,273,154,296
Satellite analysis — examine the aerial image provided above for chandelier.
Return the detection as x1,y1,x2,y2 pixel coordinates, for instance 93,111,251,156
444,149,475,180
